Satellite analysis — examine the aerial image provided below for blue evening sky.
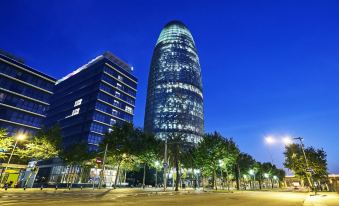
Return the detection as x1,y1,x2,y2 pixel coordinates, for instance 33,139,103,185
1,0,338,173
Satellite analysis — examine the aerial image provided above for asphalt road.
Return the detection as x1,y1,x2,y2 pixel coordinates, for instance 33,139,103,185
0,189,338,206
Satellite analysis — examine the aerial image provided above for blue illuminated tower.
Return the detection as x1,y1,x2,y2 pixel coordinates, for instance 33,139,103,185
144,21,204,142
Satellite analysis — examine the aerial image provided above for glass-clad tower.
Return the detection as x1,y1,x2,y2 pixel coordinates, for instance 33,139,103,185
144,21,204,143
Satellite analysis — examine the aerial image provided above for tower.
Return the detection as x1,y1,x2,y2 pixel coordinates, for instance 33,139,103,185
144,21,204,142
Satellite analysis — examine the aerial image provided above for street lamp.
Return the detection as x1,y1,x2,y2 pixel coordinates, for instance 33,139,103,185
218,160,224,189
154,161,160,188
265,136,275,144
282,136,293,145
0,133,27,186
264,173,269,178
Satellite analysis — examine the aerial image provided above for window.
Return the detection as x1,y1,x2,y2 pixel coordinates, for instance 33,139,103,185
74,99,83,107
125,106,133,114
110,118,116,125
113,100,119,107
72,108,80,116
117,75,123,81
117,83,122,89
115,91,121,98
112,109,118,116
0,92,6,102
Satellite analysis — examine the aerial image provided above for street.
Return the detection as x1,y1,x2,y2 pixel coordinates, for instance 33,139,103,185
1,189,338,206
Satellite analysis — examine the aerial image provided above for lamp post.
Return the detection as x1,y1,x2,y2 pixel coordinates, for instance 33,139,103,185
293,137,316,194
193,169,200,189
0,134,26,186
249,169,256,189
163,138,168,191
218,160,224,190
264,136,275,164
282,136,315,194
154,161,160,188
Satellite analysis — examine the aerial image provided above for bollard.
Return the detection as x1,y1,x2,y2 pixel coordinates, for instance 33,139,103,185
40,185,43,190
68,185,71,190
81,186,83,190
24,186,26,190
55,185,58,190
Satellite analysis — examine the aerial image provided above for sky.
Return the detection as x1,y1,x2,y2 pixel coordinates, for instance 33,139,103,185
1,0,339,173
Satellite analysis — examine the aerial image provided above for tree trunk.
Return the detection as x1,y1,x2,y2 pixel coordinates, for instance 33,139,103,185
235,164,240,190
213,169,217,190
201,173,205,191
142,164,146,189
114,160,121,189
175,157,179,191
66,165,72,187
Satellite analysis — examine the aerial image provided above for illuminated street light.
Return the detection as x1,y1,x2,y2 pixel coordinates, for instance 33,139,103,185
264,173,269,178
265,136,275,144
249,169,255,176
218,159,224,167
154,161,160,167
273,175,278,180
0,133,27,186
282,137,293,145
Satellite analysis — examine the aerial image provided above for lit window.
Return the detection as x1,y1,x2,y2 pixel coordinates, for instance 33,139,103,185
117,75,123,81
117,83,122,89
125,106,133,114
112,109,118,116
114,100,119,106
110,118,116,125
72,108,80,116
108,128,113,133
115,91,121,97
74,99,83,107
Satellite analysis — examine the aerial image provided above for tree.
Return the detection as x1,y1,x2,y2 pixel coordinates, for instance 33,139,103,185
100,123,135,189
133,129,160,188
219,138,240,190
284,143,328,188
165,133,192,191
274,168,286,188
18,126,62,160
194,132,238,190
59,142,95,186
261,162,277,188
236,153,256,190
0,129,12,160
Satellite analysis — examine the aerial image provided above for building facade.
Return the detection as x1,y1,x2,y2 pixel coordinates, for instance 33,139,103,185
0,51,56,136
144,21,204,143
46,52,137,150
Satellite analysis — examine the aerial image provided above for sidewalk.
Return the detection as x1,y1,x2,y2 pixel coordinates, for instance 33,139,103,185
303,193,339,206
0,187,202,194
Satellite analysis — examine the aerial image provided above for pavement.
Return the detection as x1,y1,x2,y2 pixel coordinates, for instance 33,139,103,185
0,188,338,206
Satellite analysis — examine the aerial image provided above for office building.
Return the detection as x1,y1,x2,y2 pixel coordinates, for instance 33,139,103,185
46,51,137,150
144,21,204,143
0,51,56,136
